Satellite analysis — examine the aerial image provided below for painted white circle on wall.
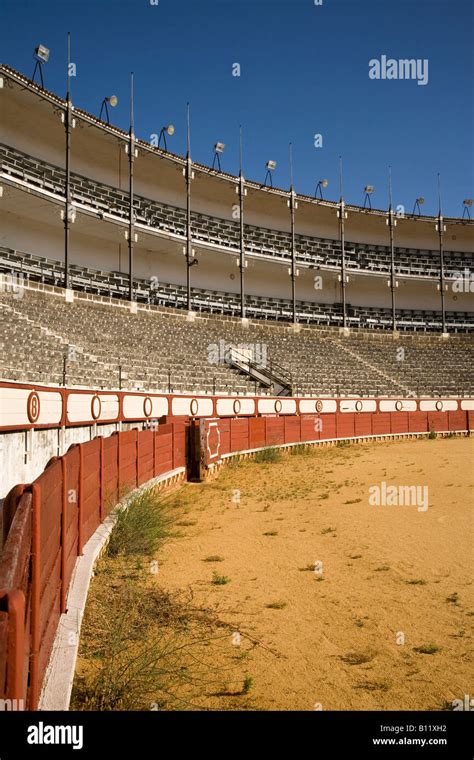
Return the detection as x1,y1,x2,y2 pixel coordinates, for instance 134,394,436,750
143,396,153,417
27,391,41,423
91,394,102,420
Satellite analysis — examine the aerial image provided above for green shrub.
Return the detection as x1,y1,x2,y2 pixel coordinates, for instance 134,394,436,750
108,489,174,558
212,571,231,585
254,447,282,463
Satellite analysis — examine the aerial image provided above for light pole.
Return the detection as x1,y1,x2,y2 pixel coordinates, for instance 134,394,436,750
128,74,135,303
387,167,397,331
64,32,73,291
288,143,297,324
436,174,447,335
184,103,197,311
237,127,246,319
337,157,348,329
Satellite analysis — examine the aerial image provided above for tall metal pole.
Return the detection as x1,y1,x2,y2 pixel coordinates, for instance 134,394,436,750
64,31,72,290
388,166,397,331
289,143,297,324
338,156,347,328
238,126,246,319
185,103,192,311
437,173,447,334
128,73,135,303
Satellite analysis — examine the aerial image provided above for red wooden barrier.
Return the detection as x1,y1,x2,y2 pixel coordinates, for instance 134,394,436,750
320,414,336,439
217,419,231,457
336,413,355,439
409,411,428,433
354,414,372,437
81,439,101,546
284,416,301,444
154,425,173,476
448,410,468,431
171,422,186,470
427,412,449,432
31,460,63,709
119,430,138,492
62,446,80,609
372,412,391,436
102,435,119,513
249,417,266,449
0,590,25,706
0,401,471,710
265,417,284,445
138,430,154,485
390,412,409,434
230,418,249,452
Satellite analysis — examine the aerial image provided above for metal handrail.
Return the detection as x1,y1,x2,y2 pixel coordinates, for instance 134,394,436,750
229,346,293,388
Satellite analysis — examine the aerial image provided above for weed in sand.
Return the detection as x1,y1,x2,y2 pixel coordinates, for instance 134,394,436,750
107,490,175,558
341,650,376,666
254,447,282,464
413,644,441,655
212,571,231,586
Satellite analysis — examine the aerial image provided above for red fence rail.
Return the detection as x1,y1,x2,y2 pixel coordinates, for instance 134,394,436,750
0,422,186,709
0,403,472,710
199,408,473,467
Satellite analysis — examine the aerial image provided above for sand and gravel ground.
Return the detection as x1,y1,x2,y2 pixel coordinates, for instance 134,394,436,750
155,437,474,710
74,436,473,711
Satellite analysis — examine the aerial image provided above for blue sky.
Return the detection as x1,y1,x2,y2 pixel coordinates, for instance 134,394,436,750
1,0,473,216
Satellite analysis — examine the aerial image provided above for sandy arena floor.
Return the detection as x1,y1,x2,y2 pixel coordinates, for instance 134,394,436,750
155,437,473,710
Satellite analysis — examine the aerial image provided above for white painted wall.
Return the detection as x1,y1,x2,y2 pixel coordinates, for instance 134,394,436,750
1,75,473,314
0,421,146,501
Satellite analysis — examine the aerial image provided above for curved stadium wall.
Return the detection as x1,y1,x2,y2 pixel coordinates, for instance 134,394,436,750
0,64,473,332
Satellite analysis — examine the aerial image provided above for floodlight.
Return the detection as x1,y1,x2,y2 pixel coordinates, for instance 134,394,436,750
413,197,425,216
212,142,225,170
34,45,50,63
158,124,175,150
32,44,49,88
264,160,277,187
463,198,473,220
99,96,118,124
363,184,375,209
315,179,329,199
